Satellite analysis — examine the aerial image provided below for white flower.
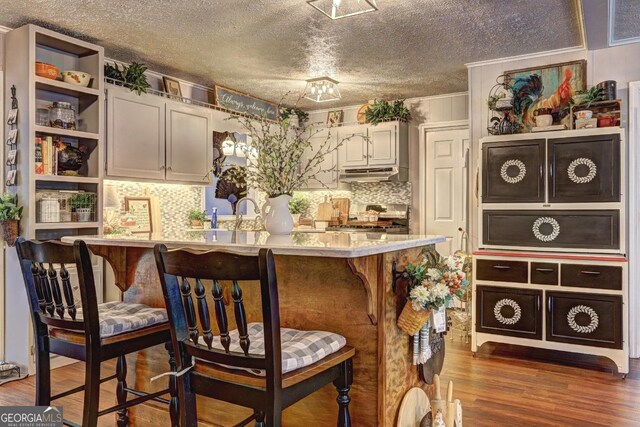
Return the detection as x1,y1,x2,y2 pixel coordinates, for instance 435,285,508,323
426,268,442,280
443,256,458,270
430,283,449,300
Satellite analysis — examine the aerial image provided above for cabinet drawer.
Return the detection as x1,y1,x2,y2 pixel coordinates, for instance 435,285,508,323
547,292,622,349
476,259,528,283
483,210,620,250
482,140,545,203
548,135,620,203
560,264,623,290
476,286,542,339
531,262,558,285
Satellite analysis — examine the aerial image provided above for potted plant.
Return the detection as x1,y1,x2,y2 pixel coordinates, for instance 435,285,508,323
364,99,412,125
0,193,22,246
104,61,151,95
188,209,206,228
288,194,310,225
280,107,309,128
69,193,94,222
397,251,469,336
226,109,351,235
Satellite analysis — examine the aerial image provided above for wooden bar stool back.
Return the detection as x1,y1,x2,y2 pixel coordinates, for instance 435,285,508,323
154,245,354,426
16,238,176,427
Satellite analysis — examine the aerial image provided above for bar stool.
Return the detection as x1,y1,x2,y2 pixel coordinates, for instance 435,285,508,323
154,244,355,426
16,238,177,427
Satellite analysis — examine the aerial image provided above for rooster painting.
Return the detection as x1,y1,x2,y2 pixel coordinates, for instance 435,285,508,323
508,61,585,131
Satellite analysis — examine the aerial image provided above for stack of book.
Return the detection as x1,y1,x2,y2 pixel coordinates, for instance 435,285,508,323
34,136,59,175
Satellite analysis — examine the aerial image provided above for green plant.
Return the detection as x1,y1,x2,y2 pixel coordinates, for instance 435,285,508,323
0,193,22,221
365,99,411,125
288,194,310,214
280,107,309,124
487,93,506,110
69,193,94,210
188,209,206,222
571,86,605,109
104,61,151,95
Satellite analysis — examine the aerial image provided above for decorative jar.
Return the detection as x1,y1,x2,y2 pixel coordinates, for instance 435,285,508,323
49,101,76,130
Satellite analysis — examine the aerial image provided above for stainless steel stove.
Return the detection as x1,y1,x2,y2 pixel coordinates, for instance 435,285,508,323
326,203,409,234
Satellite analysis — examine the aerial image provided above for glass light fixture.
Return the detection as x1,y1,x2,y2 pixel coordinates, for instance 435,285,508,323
221,132,236,156
235,141,247,158
307,0,378,20
304,77,341,103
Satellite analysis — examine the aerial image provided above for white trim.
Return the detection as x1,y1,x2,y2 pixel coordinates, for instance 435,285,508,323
418,122,470,234
628,81,640,358
0,70,4,361
0,25,10,34
307,92,469,114
576,0,587,50
465,46,586,69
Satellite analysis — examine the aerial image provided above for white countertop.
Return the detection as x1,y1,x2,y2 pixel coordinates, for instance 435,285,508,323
62,231,445,258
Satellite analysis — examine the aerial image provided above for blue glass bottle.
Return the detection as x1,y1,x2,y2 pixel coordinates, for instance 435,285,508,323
210,207,218,229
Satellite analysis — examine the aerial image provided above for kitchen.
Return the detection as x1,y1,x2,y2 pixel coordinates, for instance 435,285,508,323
0,1,639,426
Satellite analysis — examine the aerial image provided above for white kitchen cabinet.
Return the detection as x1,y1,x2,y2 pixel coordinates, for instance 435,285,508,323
107,86,166,180
338,125,368,168
301,130,339,189
368,122,397,166
166,101,212,183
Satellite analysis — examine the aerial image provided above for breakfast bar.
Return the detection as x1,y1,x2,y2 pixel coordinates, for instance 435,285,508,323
62,231,445,426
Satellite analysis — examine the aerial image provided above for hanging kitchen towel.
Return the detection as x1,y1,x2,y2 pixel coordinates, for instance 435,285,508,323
413,321,432,365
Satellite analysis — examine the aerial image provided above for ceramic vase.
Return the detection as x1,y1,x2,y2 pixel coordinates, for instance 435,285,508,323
263,194,294,235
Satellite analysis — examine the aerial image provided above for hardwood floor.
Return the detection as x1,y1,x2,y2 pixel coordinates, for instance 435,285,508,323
0,340,638,426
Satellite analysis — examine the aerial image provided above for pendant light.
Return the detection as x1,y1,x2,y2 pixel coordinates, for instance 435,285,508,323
307,0,378,20
304,77,341,103
221,132,236,156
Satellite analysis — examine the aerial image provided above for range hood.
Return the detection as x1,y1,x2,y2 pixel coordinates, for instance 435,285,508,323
339,167,408,183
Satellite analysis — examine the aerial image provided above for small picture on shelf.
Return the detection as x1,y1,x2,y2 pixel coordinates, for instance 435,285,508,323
6,150,17,166
327,110,343,127
6,129,17,145
6,108,17,126
163,76,183,100
5,170,16,186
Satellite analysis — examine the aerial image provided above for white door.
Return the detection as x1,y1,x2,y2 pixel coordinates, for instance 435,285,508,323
301,130,339,189
107,86,166,180
338,125,368,168
166,101,212,184
425,128,469,255
368,122,397,166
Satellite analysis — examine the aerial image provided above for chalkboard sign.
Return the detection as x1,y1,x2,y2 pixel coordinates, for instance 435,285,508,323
214,85,278,120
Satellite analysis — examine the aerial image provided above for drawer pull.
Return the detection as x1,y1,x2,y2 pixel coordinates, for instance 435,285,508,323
547,296,551,313
492,265,511,270
580,270,602,276
535,268,554,273
537,295,541,311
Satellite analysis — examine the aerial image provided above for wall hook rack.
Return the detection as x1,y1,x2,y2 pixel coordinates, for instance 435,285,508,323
391,261,411,293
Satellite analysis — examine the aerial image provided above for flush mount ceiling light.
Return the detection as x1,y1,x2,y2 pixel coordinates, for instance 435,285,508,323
307,0,378,20
304,77,341,103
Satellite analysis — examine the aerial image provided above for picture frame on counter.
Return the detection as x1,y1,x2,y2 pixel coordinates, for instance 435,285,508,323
327,110,344,127
124,196,153,233
213,84,278,120
162,76,183,100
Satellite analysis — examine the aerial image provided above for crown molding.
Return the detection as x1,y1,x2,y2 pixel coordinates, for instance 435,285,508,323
0,25,12,34
465,46,586,69
307,91,469,114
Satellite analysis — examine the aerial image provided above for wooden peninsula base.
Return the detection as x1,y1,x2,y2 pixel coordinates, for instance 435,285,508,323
63,231,445,426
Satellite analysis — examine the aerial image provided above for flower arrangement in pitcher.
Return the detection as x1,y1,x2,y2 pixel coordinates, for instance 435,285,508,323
397,251,470,335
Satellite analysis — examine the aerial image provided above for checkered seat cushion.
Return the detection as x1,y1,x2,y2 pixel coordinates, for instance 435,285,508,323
207,322,346,375
76,301,168,338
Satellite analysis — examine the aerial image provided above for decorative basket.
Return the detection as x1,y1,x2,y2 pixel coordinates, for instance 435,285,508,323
1,219,19,247
398,302,431,335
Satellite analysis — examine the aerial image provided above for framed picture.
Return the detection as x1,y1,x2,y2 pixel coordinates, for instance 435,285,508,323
124,196,153,233
6,129,17,145
6,150,17,166
213,84,278,120
6,109,17,126
327,110,344,127
163,76,183,100
505,60,587,131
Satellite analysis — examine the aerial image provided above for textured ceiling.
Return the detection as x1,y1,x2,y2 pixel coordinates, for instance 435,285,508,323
0,0,583,109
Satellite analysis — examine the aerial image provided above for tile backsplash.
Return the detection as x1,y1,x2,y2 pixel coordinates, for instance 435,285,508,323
105,180,203,238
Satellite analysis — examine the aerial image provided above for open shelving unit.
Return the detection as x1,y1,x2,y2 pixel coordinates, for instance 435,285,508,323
3,24,105,372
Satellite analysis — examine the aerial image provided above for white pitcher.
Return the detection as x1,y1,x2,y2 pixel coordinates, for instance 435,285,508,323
263,194,294,235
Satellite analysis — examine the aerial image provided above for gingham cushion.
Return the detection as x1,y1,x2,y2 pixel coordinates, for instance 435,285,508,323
206,322,346,375
76,301,168,338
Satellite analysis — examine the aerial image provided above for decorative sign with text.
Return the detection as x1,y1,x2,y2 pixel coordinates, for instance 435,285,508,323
214,85,278,120
124,197,153,233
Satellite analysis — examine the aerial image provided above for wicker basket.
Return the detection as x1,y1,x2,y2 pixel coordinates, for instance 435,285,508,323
397,302,431,335
1,219,19,247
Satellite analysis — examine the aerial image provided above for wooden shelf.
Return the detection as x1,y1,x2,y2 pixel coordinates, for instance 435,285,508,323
34,221,100,230
35,76,100,97
35,125,100,140
35,175,100,184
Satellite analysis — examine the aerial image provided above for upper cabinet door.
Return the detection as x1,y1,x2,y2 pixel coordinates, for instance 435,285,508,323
482,140,545,203
301,130,339,189
165,102,212,184
368,123,397,166
548,134,620,203
338,125,368,168
107,87,166,180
